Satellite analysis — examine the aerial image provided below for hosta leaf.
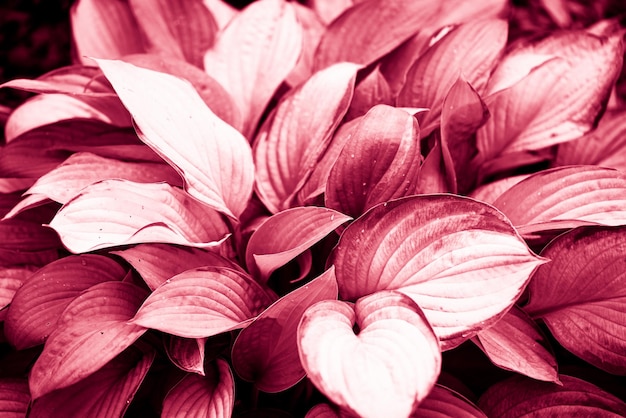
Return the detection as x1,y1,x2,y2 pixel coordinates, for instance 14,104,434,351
245,207,350,281
417,141,453,194
203,0,237,29
48,179,230,253
29,281,148,399
469,174,530,205
305,403,343,418
414,385,487,417
285,3,325,88
308,0,354,24
131,267,275,338
162,359,234,418
253,63,359,213
473,306,559,382
166,336,206,375
0,267,36,321
524,226,626,374
70,0,145,64
204,0,302,138
0,65,114,96
128,0,217,68
0,220,61,267
397,18,507,136
95,58,254,219
0,378,29,418
478,375,626,417
298,291,441,418
491,166,626,234
232,268,338,392
111,243,241,290
328,194,545,348
29,345,154,418
346,66,393,121
325,105,422,218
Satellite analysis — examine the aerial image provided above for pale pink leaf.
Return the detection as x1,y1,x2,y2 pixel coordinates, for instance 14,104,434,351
48,179,230,253
307,0,354,24
0,378,29,418
131,266,275,338
166,336,207,375
111,243,241,291
95,58,254,218
29,281,148,399
162,359,234,418
202,0,237,29
29,345,154,418
204,0,302,138
298,291,441,418
0,65,114,96
413,385,487,417
397,18,507,136
328,194,546,349
478,375,626,417
253,62,359,213
246,207,350,281
232,268,338,392
524,226,626,374
285,3,325,88
469,174,530,205
325,105,421,218
474,306,559,382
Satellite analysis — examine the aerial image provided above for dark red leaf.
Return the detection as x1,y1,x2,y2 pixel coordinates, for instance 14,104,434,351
0,267,36,322
0,219,60,252
0,378,29,418
413,385,487,417
166,336,206,376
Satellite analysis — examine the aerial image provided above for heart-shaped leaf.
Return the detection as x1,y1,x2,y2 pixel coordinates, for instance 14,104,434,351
253,62,360,213
298,291,441,418
29,281,148,399
232,267,338,392
328,194,545,348
325,105,422,218
49,179,230,253
0,378,29,418
111,243,241,291
5,255,126,349
162,359,234,418
131,266,275,338
478,375,626,417
29,345,154,418
524,226,626,374
204,0,302,138
473,306,559,382
95,58,254,218
245,207,351,281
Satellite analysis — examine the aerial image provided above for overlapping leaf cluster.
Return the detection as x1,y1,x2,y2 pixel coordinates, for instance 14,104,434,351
1,0,626,417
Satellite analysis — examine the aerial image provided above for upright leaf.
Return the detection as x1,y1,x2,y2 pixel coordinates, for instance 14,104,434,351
166,336,206,375
95,58,254,218
524,226,626,374
328,194,545,348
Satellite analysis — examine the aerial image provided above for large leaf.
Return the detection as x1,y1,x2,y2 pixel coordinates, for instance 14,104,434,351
253,63,360,213
0,220,61,267
524,226,626,374
4,255,126,349
95,58,254,218
232,268,338,392
473,306,559,382
491,166,626,235
162,359,234,418
397,18,506,136
111,243,241,290
29,281,148,399
203,0,302,138
0,378,29,418
245,207,350,281
131,266,275,338
414,385,487,417
478,375,626,417
298,291,441,418
48,179,230,253
29,345,154,418
325,105,421,218
328,194,545,348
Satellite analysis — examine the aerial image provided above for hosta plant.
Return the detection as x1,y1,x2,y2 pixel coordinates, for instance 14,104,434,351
2,0,626,417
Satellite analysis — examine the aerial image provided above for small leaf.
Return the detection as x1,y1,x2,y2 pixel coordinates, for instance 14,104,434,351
0,378,29,418
131,267,275,338
29,281,148,399
253,62,360,213
204,0,302,138
95,58,254,218
0,65,115,96
246,208,350,281
474,306,559,382
162,359,234,418
298,291,441,418
166,336,206,376
232,268,338,392
524,226,626,374
49,179,230,253
29,345,154,418
328,194,545,348
414,385,487,417
478,375,626,417
0,267,36,321
346,66,393,121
